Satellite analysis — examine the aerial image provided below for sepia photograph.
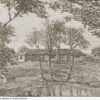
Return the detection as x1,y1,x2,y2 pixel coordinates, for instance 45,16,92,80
0,0,100,97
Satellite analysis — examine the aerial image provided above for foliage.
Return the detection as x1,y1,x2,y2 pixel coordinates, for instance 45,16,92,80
50,20,65,46
26,29,44,48
0,0,47,69
0,22,15,69
0,45,15,68
1,0,47,18
63,20,90,81
44,20,65,49
64,21,90,49
91,46,100,56
0,22,15,43
49,0,100,38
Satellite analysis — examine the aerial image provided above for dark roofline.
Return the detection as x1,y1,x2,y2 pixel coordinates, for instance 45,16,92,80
23,49,85,56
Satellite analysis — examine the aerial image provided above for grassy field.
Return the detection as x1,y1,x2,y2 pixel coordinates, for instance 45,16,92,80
1,60,100,96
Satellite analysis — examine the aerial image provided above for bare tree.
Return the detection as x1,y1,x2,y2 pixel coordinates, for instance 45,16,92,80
26,29,45,86
64,21,90,81
45,20,54,80
51,20,65,61
26,28,53,96
44,20,65,75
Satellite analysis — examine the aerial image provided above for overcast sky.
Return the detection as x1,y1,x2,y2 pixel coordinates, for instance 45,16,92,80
0,1,100,54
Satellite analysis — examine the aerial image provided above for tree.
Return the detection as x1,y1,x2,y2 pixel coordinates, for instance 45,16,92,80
50,20,65,61
26,29,44,49
44,19,67,81
91,46,100,57
25,29,45,86
26,29,53,96
64,20,90,81
0,0,47,30
0,0,47,70
49,0,100,36
0,45,15,69
1,0,47,19
0,0,47,32
26,20,65,95
0,0,47,41
0,23,15,69
0,22,15,43
44,20,65,61
45,20,61,80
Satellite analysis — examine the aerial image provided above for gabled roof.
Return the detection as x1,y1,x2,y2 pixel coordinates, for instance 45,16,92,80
73,49,85,56
59,49,71,55
17,46,85,56
17,45,28,55
26,49,49,55
25,49,84,56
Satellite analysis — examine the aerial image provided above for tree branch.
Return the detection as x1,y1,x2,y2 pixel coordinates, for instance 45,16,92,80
0,11,20,33
4,11,20,27
89,0,100,7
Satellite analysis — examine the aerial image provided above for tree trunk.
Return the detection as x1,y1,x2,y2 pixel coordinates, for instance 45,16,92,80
59,84,63,96
56,45,61,61
48,49,53,80
45,82,52,96
38,55,45,85
38,54,51,96
36,44,45,86
48,49,56,96
67,47,75,81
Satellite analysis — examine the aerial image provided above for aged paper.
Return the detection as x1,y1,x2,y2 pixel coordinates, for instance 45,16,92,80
0,0,100,97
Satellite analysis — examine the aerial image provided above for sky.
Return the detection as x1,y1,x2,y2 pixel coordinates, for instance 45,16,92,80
0,1,100,54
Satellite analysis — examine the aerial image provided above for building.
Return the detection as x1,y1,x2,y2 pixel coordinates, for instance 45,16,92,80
17,49,54,62
17,46,28,62
17,46,85,62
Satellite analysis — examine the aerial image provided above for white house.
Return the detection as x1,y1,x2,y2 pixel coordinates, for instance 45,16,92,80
17,46,28,62
17,51,26,62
